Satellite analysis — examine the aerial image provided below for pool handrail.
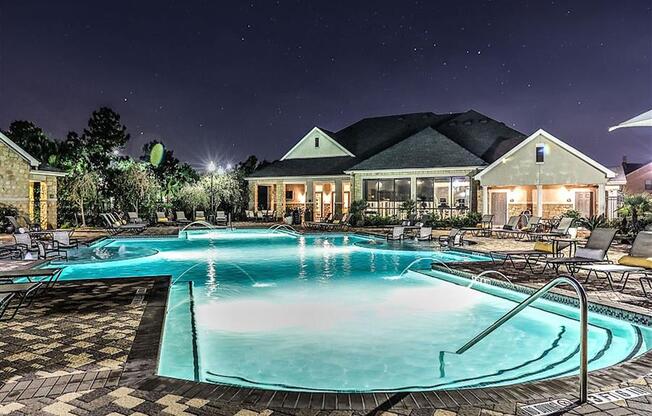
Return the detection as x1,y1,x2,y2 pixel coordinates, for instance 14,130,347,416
455,274,588,404
179,221,216,234
267,224,301,236
468,270,515,289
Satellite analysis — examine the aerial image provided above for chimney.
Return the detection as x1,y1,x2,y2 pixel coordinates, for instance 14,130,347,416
622,155,627,163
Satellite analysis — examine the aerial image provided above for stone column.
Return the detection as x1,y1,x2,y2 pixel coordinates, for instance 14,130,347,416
482,185,489,215
597,183,606,216
410,175,417,201
536,184,543,217
275,181,284,218
248,181,257,211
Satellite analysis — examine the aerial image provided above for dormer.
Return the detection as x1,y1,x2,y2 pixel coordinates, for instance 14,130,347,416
281,127,354,160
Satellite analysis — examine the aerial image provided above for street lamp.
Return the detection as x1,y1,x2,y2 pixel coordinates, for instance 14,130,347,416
207,161,216,223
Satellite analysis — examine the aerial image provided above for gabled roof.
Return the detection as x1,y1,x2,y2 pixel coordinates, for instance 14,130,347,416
280,127,354,160
623,161,652,175
248,110,527,179
346,127,486,171
0,131,40,167
330,112,453,160
475,129,616,179
434,110,526,163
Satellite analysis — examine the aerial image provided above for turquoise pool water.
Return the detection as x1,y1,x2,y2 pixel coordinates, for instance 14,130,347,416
47,229,652,392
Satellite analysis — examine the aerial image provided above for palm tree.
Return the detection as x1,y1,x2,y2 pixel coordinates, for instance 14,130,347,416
619,193,652,232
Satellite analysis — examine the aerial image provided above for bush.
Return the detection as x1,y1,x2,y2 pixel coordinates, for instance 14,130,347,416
364,215,397,227
578,214,607,231
0,204,19,233
424,211,482,228
348,200,368,226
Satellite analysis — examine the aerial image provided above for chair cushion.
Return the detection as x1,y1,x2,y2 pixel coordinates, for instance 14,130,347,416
575,247,605,260
534,241,554,253
618,255,652,269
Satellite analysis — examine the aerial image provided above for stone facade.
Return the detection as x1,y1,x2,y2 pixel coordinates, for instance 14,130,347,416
541,203,574,218
0,140,31,216
0,138,62,228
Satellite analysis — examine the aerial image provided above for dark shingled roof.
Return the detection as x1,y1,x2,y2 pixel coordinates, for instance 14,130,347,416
434,110,526,163
247,156,356,178
348,127,486,170
623,161,651,175
249,110,526,178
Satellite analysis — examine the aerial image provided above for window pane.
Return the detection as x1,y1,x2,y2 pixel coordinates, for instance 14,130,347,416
536,145,544,163
394,178,411,201
416,178,434,202
378,179,394,201
364,180,377,201
434,178,451,206
452,177,470,208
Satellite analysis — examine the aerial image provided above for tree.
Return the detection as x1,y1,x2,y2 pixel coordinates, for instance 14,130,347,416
176,183,209,217
66,171,99,226
80,107,130,172
619,193,652,232
112,161,160,217
3,120,58,165
140,140,199,200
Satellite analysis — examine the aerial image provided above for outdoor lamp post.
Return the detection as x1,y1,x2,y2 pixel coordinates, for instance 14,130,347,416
208,161,216,223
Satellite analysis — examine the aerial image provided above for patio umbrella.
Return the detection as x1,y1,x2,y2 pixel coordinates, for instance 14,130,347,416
609,109,652,132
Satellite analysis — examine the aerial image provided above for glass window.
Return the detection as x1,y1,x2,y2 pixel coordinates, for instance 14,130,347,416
452,177,470,208
363,179,378,201
434,178,451,207
314,137,320,147
416,178,434,202
394,178,411,201
646,180,652,191
536,144,545,163
377,179,394,201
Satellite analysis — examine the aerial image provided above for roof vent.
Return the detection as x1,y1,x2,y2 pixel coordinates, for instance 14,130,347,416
448,121,457,126
479,118,489,124
463,120,473,126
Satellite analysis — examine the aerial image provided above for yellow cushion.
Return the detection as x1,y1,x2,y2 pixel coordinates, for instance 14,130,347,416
618,256,652,269
157,218,168,223
534,241,554,253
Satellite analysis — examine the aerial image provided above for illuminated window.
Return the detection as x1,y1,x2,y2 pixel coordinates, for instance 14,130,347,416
535,144,545,163
314,137,320,148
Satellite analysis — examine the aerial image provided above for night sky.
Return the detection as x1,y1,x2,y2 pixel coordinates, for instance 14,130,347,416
1,1,650,170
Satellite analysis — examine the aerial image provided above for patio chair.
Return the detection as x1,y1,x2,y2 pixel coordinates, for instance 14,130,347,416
416,226,433,241
127,212,146,224
576,231,652,292
0,293,15,321
176,211,192,224
529,217,574,241
246,210,256,221
0,283,41,321
0,268,62,320
100,213,146,235
387,226,405,241
492,215,523,239
36,240,67,260
496,216,542,239
156,211,172,225
461,214,494,237
195,211,206,222
438,228,463,247
13,232,38,256
52,230,79,250
306,213,332,230
541,228,617,275
5,216,27,233
256,211,264,222
215,211,228,225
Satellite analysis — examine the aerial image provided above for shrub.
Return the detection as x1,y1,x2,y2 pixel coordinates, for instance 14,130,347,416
578,214,607,231
0,204,19,233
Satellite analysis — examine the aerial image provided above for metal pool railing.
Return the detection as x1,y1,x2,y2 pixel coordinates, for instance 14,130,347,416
454,275,589,404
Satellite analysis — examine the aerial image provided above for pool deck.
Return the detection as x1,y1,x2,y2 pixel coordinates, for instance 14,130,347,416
1,230,652,415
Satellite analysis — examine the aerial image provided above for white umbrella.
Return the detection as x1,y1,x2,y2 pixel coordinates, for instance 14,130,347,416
609,109,652,132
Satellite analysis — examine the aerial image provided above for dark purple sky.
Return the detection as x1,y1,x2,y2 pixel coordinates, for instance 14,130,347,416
1,1,650,169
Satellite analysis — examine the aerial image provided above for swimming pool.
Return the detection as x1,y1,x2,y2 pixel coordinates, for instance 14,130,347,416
48,229,652,392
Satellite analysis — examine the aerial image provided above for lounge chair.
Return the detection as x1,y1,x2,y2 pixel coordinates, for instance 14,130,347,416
541,228,617,275
0,293,15,321
306,213,332,229
495,216,542,239
0,283,41,320
256,211,264,222
195,211,206,222
100,213,146,235
156,211,172,225
387,226,405,241
492,216,523,239
176,211,192,224
127,212,146,224
13,232,38,255
0,268,62,320
438,228,463,247
5,215,28,233
489,240,570,272
416,226,433,241
576,231,652,292
529,217,574,241
461,214,494,237
215,211,228,225
246,210,256,221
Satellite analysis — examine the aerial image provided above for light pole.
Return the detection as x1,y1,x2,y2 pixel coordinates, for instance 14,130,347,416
208,161,216,223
